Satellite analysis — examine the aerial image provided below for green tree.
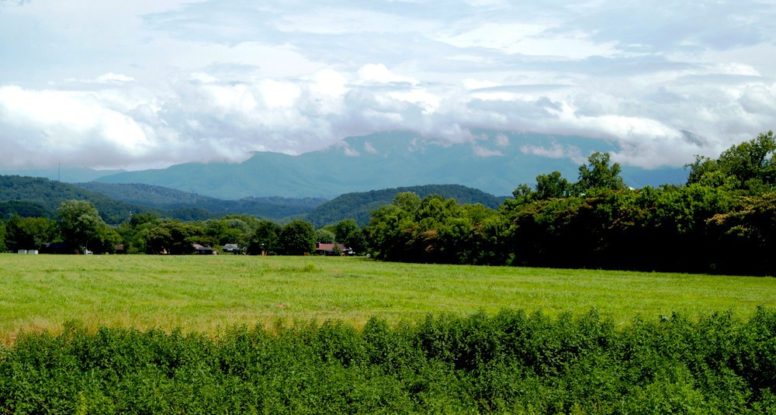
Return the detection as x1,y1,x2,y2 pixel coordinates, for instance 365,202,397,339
247,220,281,255
687,131,776,191
278,220,316,255
535,171,572,199
334,219,367,253
5,215,57,251
315,228,335,243
718,131,775,186
57,200,106,253
0,220,5,252
575,152,626,194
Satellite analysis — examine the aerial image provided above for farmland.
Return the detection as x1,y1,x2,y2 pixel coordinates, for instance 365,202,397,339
1,254,774,343
2,254,776,413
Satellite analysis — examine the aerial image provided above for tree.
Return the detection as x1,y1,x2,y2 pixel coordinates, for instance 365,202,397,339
575,152,626,194
5,215,57,251
687,131,776,191
247,220,282,255
334,219,366,253
0,220,5,252
315,228,335,243
718,131,775,187
278,220,316,255
57,200,105,253
535,171,572,199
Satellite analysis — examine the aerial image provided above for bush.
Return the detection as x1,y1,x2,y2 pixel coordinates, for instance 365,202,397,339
1,309,774,414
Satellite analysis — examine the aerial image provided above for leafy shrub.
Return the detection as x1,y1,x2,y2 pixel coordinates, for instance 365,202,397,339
1,309,774,414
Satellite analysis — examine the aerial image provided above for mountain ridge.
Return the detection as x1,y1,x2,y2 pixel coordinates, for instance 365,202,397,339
94,131,688,199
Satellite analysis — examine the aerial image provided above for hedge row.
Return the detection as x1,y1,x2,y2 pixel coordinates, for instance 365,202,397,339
1,309,775,414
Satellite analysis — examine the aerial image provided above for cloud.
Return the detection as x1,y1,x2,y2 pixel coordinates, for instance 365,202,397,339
1,0,775,171
96,73,136,84
520,142,585,164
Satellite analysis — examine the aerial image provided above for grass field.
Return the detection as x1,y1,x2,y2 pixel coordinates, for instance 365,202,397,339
1,254,774,344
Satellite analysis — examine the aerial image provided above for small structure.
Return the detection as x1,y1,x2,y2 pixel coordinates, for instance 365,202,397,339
192,243,216,255
315,242,350,256
17,250,27,255
223,243,242,254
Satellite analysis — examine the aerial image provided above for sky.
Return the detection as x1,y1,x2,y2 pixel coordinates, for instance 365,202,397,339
1,0,775,171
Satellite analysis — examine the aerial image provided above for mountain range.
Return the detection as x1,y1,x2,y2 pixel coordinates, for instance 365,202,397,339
89,131,688,199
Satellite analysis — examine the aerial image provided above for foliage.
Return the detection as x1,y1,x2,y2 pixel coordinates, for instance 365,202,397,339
247,220,282,255
0,175,145,224
307,184,504,227
58,200,111,253
574,151,626,194
0,309,773,414
367,193,507,264
687,131,775,192
0,201,51,220
76,182,326,221
278,219,316,255
316,228,335,243
4,215,57,251
333,219,367,253
365,136,776,275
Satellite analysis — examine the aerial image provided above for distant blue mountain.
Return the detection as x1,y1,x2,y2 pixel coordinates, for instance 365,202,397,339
95,131,688,199
0,167,123,183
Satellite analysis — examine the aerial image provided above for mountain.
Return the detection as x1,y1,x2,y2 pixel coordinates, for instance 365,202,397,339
95,131,689,199
0,176,146,224
0,167,123,183
306,184,505,227
76,182,325,221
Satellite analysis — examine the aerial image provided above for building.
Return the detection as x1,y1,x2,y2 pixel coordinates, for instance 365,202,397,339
192,243,216,255
315,242,353,256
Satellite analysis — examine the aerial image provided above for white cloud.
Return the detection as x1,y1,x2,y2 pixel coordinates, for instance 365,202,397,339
472,145,503,157
1,0,775,171
96,73,136,84
357,64,418,85
520,142,585,164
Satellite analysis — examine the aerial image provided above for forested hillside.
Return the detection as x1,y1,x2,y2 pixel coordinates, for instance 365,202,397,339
307,184,503,226
77,182,325,221
0,176,146,224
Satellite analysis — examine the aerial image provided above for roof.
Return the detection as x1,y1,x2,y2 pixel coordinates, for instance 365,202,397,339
316,243,346,252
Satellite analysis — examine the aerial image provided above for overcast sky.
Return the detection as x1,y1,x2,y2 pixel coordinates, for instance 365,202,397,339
1,0,775,170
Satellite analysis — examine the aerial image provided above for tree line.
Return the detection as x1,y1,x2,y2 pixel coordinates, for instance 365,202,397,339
0,201,366,256
365,132,776,275
1,131,773,274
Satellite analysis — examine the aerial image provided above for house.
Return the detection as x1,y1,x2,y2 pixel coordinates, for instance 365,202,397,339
192,243,216,255
315,242,353,256
223,243,242,254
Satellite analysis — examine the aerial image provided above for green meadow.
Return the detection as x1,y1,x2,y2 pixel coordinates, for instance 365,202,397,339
1,254,774,343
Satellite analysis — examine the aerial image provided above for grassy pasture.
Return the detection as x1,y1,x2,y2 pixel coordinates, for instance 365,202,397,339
1,254,774,343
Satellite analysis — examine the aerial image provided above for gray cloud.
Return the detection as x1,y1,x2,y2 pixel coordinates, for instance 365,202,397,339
0,0,775,170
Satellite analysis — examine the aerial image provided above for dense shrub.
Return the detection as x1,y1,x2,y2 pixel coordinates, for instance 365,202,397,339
1,309,774,414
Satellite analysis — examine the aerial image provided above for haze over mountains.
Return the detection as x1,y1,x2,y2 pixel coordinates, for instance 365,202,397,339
91,132,688,199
